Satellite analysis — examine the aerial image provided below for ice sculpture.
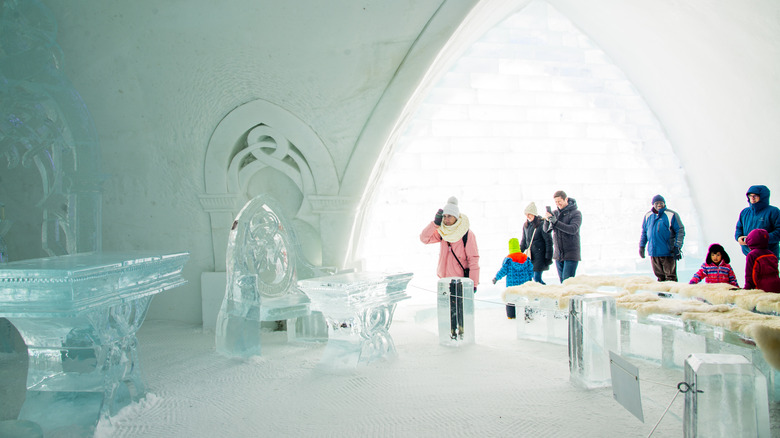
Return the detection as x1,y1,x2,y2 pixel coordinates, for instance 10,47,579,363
684,354,770,437
0,251,189,436
216,195,333,357
568,293,618,389
298,271,412,369
437,277,475,345
515,297,568,346
0,0,103,258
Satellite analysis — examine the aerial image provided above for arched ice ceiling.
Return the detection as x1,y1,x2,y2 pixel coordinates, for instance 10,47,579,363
347,0,780,271
34,0,780,323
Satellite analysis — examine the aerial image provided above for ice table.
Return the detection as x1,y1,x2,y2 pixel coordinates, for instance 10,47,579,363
0,251,189,436
298,271,412,369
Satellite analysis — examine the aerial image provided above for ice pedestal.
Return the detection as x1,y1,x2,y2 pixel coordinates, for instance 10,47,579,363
684,354,770,437
515,297,568,346
0,251,188,436
568,293,618,389
437,278,474,345
298,272,412,369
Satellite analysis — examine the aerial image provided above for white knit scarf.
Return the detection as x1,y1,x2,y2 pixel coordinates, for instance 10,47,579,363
438,214,470,243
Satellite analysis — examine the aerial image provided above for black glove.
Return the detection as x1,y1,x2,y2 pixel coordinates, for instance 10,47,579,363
473,286,477,294
492,278,497,284
639,246,645,259
434,209,443,226
672,246,682,260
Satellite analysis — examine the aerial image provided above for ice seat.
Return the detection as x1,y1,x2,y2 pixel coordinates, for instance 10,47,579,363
215,195,334,357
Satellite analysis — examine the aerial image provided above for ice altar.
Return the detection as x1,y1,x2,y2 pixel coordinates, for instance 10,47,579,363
298,271,412,368
0,251,189,436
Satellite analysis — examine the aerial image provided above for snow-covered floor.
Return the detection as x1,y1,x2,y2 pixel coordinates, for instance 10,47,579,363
2,279,778,437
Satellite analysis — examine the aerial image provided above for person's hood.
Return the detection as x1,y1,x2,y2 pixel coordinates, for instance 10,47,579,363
560,198,578,212
746,228,769,250
747,185,771,213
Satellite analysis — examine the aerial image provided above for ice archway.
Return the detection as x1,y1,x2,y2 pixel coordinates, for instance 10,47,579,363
355,1,702,281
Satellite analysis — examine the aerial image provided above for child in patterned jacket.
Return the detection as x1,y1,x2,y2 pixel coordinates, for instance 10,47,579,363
689,243,739,287
492,238,533,318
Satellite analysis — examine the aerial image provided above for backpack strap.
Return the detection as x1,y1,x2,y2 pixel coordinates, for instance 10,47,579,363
753,254,778,287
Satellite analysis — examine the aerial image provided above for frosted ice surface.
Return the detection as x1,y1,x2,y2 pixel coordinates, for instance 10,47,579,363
684,354,770,437
0,251,189,436
436,277,475,346
568,293,618,389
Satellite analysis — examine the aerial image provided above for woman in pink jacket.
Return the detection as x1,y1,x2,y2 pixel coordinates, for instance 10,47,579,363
420,196,481,286
420,197,480,339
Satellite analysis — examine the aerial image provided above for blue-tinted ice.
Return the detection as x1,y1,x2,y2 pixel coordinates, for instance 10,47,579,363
0,251,189,436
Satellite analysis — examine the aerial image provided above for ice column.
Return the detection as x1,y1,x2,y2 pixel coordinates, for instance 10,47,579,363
437,277,474,345
684,354,770,437
568,293,618,389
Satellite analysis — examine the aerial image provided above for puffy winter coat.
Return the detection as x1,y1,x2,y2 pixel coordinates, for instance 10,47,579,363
639,206,685,257
494,253,533,287
543,198,582,261
420,222,480,286
520,216,553,271
735,185,780,257
745,228,780,292
689,262,739,287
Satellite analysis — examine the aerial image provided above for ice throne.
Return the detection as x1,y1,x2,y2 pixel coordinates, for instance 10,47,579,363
215,195,331,357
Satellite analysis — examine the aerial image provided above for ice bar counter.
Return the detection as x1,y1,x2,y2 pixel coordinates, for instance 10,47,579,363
0,251,189,436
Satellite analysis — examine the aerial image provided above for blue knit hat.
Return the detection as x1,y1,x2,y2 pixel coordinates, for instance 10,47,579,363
652,195,665,204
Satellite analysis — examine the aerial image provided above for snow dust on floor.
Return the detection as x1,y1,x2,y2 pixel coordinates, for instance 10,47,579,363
94,287,691,437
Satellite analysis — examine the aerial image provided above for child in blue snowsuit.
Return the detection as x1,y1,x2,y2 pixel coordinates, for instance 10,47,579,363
492,238,534,318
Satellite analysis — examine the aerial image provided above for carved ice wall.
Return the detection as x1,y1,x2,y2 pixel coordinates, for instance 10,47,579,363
0,0,102,261
200,99,348,272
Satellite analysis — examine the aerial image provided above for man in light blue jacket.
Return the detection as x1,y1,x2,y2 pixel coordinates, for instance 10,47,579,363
735,185,780,257
639,195,685,282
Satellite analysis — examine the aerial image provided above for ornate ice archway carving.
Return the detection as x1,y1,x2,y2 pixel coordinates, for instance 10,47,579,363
200,99,343,271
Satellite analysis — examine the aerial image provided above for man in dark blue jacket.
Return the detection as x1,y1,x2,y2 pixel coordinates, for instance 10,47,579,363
735,185,780,257
639,195,685,282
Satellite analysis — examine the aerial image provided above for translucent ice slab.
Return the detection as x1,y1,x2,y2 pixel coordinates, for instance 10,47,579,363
437,277,475,346
568,293,618,389
515,297,568,346
299,271,412,368
684,354,770,437
0,251,188,436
